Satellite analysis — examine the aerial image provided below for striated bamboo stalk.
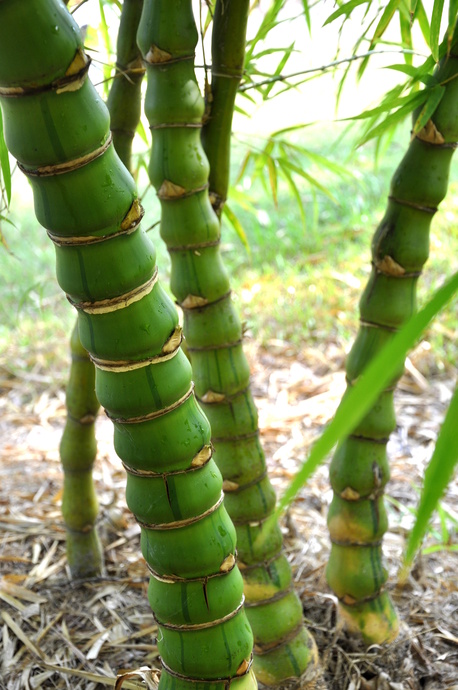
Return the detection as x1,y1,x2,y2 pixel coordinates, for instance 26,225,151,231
60,0,145,579
141,0,320,686
0,1,256,686
60,322,102,578
326,34,458,643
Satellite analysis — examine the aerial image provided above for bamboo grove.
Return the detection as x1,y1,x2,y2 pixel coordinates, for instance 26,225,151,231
0,0,457,687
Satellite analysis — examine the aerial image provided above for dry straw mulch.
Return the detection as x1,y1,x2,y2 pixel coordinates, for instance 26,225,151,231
0,340,457,689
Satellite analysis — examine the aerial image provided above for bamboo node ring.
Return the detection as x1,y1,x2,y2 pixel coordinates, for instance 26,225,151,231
136,491,224,531
67,267,158,314
107,383,195,424
18,133,112,177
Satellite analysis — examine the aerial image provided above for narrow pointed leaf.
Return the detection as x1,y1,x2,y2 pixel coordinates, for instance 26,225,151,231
324,0,369,26
431,0,445,60
262,272,458,533
222,203,251,253
0,108,11,206
400,387,458,579
412,84,445,134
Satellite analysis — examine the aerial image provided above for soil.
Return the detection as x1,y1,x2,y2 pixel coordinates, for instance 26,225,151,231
0,339,457,690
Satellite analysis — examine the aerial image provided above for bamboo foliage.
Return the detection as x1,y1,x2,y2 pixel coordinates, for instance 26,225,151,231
326,29,458,644
139,0,320,686
0,1,256,687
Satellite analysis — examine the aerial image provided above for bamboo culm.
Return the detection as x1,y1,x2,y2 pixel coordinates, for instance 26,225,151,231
326,36,458,643
140,1,320,686
201,1,321,684
0,1,256,687
60,0,145,579
60,321,102,578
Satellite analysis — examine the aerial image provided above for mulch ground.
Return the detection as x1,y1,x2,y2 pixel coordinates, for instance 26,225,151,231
0,339,457,690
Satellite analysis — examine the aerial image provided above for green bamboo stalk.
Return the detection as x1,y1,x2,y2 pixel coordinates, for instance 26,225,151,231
107,0,145,173
60,321,102,578
141,1,320,686
200,0,248,218
0,1,256,686
326,37,458,644
60,0,145,579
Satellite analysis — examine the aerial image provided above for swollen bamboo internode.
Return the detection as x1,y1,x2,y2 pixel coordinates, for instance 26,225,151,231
326,36,458,643
0,1,256,687
139,0,320,685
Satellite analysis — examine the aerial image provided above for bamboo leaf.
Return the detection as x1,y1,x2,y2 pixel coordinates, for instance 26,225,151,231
399,4,413,65
0,108,11,206
301,0,312,32
260,272,458,537
324,0,369,27
400,386,458,580
369,0,403,50
431,0,445,61
266,156,278,206
136,119,149,145
412,84,445,134
413,0,431,46
277,159,307,230
280,158,338,203
359,92,428,144
222,204,251,254
263,43,294,100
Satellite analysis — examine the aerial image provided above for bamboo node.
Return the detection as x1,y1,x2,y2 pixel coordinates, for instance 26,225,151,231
181,294,209,309
340,487,361,501
68,267,158,315
191,444,213,468
222,480,240,492
158,179,186,199
162,326,183,354
375,255,406,277
145,45,172,64
201,389,226,404
220,554,236,572
236,659,250,676
121,198,144,230
416,119,445,145
107,382,194,424
19,133,112,177
137,492,224,531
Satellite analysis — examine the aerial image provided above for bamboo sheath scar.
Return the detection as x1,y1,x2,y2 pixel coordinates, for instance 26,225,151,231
0,1,256,687
326,35,458,644
140,0,320,686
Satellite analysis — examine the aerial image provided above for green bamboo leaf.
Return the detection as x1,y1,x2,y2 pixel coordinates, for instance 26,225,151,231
280,158,339,203
136,119,149,145
447,0,458,51
235,151,252,185
431,0,445,61
348,88,423,122
0,108,11,206
259,272,458,540
412,83,445,134
301,0,311,32
277,159,307,230
324,0,369,26
266,156,278,206
413,0,431,46
369,0,402,48
263,43,294,100
222,204,251,254
399,4,413,65
400,386,458,580
359,92,428,144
